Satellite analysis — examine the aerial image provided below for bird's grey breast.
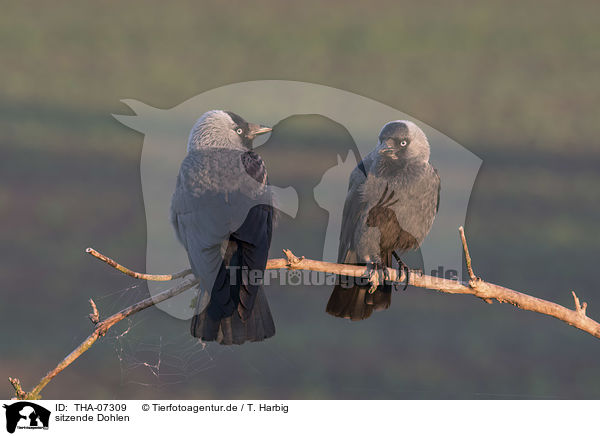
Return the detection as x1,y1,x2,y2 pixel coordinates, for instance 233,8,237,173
362,158,439,245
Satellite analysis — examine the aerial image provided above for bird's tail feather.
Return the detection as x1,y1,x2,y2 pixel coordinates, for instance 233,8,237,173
326,254,393,320
326,276,391,321
190,287,275,345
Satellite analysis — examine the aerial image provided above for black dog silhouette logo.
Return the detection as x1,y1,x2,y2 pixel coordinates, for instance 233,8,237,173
3,402,50,433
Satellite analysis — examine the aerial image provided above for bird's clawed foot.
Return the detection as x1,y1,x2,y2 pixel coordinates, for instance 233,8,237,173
392,251,410,291
365,261,388,294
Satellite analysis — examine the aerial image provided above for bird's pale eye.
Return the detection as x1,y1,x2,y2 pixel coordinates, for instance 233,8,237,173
399,140,408,147
236,128,243,135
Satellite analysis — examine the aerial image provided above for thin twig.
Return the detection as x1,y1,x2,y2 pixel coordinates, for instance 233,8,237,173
8,377,25,400
572,291,587,317
459,226,477,282
85,247,192,281
9,229,599,399
88,299,99,324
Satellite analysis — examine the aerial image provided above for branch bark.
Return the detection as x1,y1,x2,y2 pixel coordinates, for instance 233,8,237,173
9,228,599,399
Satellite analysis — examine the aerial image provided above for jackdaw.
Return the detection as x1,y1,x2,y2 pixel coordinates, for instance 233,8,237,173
170,110,276,344
326,120,440,320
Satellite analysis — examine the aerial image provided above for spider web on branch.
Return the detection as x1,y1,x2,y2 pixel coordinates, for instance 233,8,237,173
92,280,216,389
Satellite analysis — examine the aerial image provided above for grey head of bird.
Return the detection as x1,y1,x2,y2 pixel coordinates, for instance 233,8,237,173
187,110,272,152
376,120,430,162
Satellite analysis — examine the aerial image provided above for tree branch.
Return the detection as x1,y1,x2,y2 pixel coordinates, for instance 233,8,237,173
12,277,198,400
8,377,25,400
9,228,599,399
459,226,477,282
85,247,192,281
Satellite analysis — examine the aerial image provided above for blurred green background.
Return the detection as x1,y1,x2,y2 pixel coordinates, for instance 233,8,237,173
1,0,599,399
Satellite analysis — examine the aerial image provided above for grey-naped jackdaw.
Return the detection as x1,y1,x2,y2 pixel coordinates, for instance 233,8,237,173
171,110,276,344
326,120,441,320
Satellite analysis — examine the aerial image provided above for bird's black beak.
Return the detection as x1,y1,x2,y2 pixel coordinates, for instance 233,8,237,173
248,123,272,137
380,138,395,153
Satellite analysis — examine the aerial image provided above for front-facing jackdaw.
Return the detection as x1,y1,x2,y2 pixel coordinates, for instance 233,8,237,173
326,120,440,320
171,110,276,344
